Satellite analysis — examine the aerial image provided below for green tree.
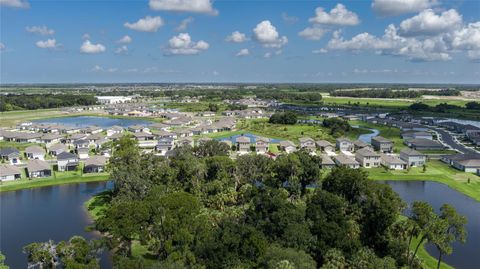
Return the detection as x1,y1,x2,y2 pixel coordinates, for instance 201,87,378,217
261,245,316,269
194,140,230,157
0,252,9,269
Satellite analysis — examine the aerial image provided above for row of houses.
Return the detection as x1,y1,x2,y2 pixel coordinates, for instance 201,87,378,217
293,136,394,153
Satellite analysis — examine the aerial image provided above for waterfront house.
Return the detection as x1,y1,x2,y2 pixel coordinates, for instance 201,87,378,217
371,136,393,153
25,145,45,160
48,143,68,156
26,159,52,178
56,152,79,171
236,136,251,153
336,138,354,152
320,154,336,169
0,164,21,181
299,137,316,151
279,140,297,153
128,125,150,133
255,137,269,154
84,156,107,173
316,140,334,152
333,154,360,169
355,148,381,168
0,147,21,165
399,148,426,167
404,138,444,150
381,154,406,170
82,126,103,134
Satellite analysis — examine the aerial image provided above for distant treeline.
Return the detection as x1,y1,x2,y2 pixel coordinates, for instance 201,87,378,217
409,101,480,112
331,89,460,98
0,94,98,111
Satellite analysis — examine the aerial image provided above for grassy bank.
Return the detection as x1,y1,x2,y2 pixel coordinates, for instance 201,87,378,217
0,173,109,192
410,236,453,269
367,160,480,202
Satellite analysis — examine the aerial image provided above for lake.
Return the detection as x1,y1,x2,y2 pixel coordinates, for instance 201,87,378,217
385,181,480,269
218,132,283,143
33,116,152,128
0,181,113,268
358,128,380,144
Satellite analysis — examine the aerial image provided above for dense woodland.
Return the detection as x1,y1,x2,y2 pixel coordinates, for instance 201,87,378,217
331,89,460,99
268,112,298,125
0,94,97,111
21,138,467,269
409,101,480,112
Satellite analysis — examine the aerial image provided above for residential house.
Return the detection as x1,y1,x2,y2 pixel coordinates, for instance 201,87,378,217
381,154,406,170
106,126,124,137
0,164,21,181
442,153,480,173
0,147,21,165
82,126,103,134
177,137,194,148
48,143,68,156
336,138,354,152
128,125,150,133
333,154,360,169
401,131,433,140
236,136,251,153
26,159,52,178
84,156,107,173
355,148,381,168
40,133,63,145
279,140,297,153
256,137,269,154
353,140,373,151
399,148,426,167
371,136,393,153
73,139,90,149
77,148,90,159
316,140,334,152
25,145,45,160
133,132,156,148
57,152,79,171
155,138,175,156
299,137,316,151
404,138,445,150
320,154,336,169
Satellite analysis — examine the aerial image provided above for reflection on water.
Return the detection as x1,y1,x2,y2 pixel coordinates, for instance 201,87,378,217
0,181,113,268
33,116,152,128
385,181,480,269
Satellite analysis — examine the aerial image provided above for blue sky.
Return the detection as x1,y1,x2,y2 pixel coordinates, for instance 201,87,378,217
1,0,479,84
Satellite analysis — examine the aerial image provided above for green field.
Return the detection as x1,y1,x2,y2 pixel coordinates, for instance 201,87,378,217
350,120,405,152
321,96,470,108
367,160,480,202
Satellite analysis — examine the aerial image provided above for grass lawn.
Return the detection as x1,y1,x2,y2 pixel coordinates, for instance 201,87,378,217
0,140,43,151
0,109,104,127
0,172,109,192
321,96,469,108
351,120,406,153
367,160,480,202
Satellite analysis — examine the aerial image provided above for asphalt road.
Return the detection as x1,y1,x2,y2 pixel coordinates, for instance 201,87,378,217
429,126,477,154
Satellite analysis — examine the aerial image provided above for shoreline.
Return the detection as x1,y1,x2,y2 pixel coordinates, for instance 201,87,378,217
0,174,109,193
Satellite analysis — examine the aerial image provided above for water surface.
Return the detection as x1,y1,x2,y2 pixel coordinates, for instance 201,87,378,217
34,116,152,128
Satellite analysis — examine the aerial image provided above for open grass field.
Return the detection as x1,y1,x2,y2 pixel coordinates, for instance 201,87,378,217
0,172,109,192
367,160,480,202
321,96,470,108
0,109,103,127
350,120,406,152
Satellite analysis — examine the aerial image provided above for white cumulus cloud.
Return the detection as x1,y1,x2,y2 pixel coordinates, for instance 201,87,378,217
0,42,6,51
117,35,132,44
176,17,194,31
372,0,439,16
80,40,106,54
124,16,164,32
36,39,59,49
149,0,218,15
236,48,249,57
313,48,328,54
399,9,462,36
225,31,248,43
164,33,209,55
0,0,29,8
253,20,288,48
299,26,328,41
26,25,55,36
115,45,129,54
309,4,360,26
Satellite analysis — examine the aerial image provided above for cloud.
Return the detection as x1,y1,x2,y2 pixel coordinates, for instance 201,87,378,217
313,48,328,54
0,42,5,51
451,22,480,61
149,0,218,15
309,4,360,26
91,65,118,73
115,45,128,54
164,33,209,55
0,0,29,8
225,31,248,43
124,16,164,32
299,26,328,41
281,12,298,24
236,48,249,57
399,9,462,36
253,20,288,48
80,40,106,54
36,39,59,49
176,17,194,31
26,25,55,36
82,33,90,40
372,0,438,16
117,35,132,44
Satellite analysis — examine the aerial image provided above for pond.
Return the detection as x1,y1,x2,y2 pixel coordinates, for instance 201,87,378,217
385,181,480,269
33,116,153,128
217,132,283,143
0,181,113,268
357,128,379,144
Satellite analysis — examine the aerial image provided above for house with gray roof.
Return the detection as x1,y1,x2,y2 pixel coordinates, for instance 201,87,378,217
177,137,194,148
155,138,175,156
255,137,269,154
404,138,444,150
299,137,316,151
320,154,336,169
48,143,68,156
84,156,107,173
236,136,251,153
336,138,354,152
279,140,296,153
353,140,373,151
57,152,79,171
399,148,426,167
355,148,381,168
401,131,433,140
333,154,360,169
0,164,21,181
381,154,406,170
371,136,393,153
316,140,334,152
442,153,480,173
27,159,52,178
25,145,45,160
0,147,21,165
